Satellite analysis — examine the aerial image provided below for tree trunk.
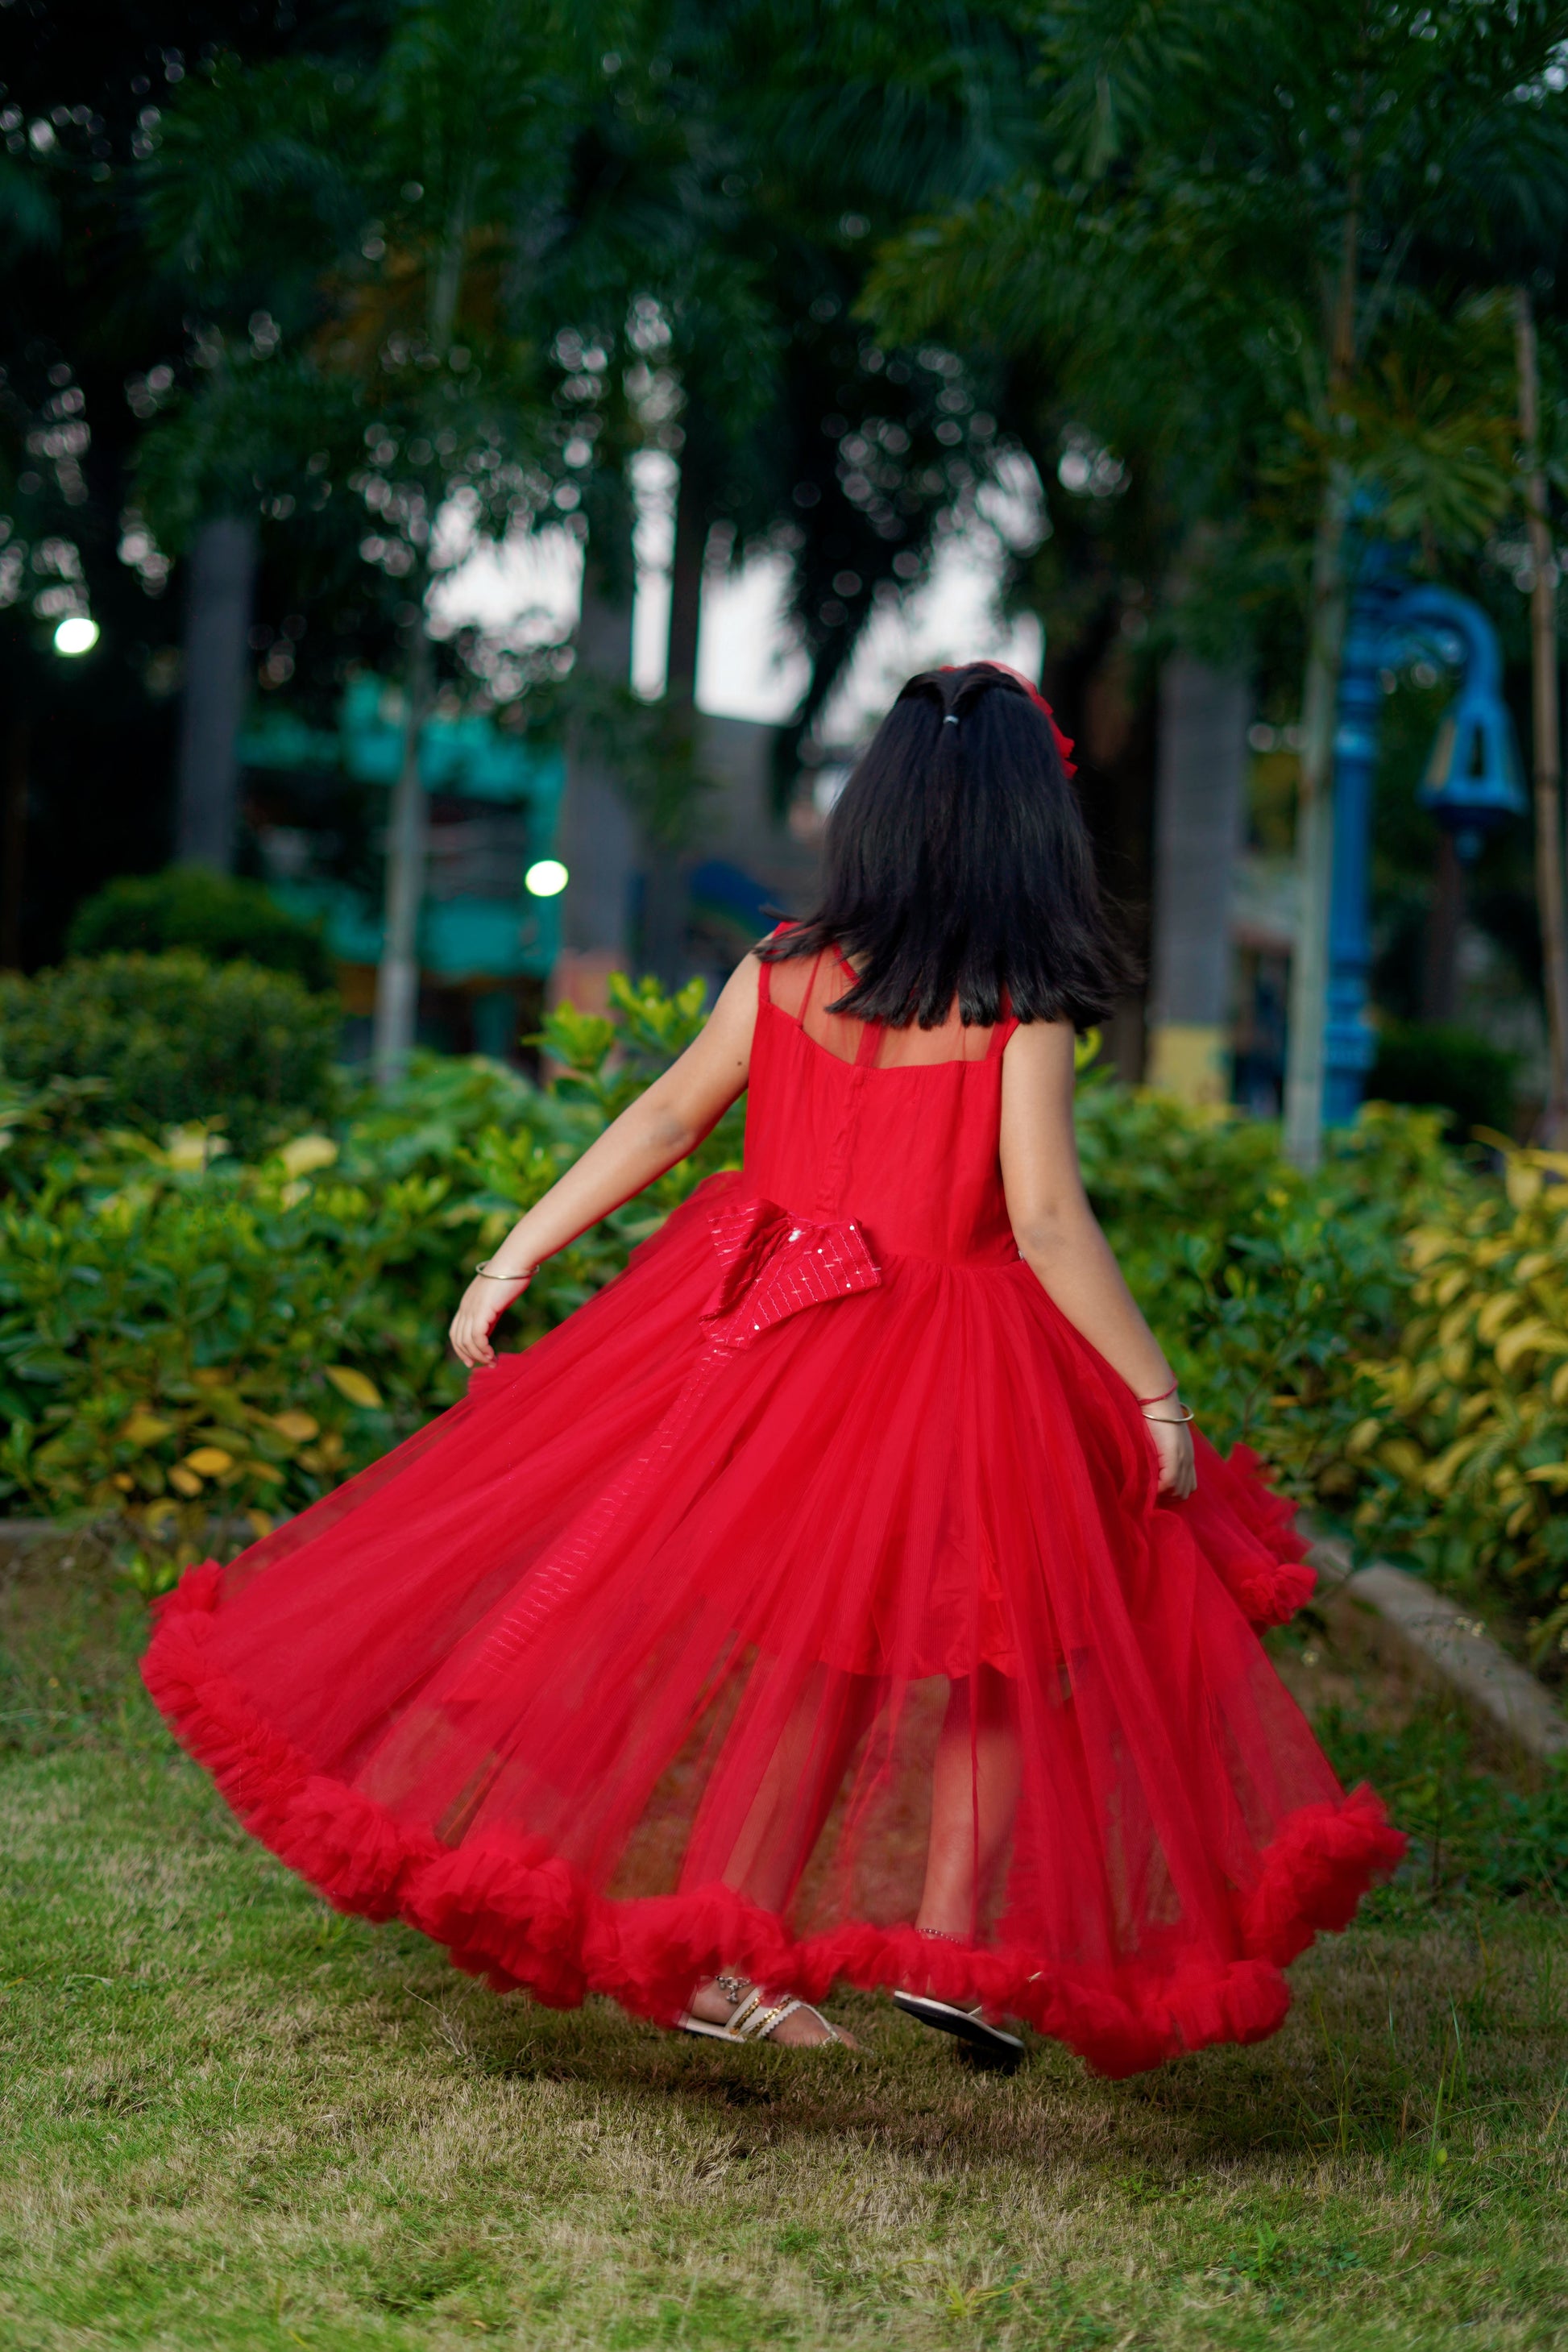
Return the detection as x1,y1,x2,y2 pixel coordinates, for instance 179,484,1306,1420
2,718,27,969
666,455,704,707
1283,129,1365,1169
1146,657,1250,1105
1282,468,1352,1169
641,458,707,988
1515,287,1568,1144
174,515,257,871
555,485,637,1014
371,624,433,1087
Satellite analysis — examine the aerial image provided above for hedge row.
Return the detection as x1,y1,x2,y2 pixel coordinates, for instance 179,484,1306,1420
3,961,1564,1665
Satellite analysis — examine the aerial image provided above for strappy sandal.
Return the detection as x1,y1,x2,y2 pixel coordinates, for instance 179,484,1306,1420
892,1988,1024,2069
678,1973,851,2047
894,1929,1024,2070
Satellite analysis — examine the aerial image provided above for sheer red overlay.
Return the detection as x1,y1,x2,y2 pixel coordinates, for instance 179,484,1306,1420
143,946,1404,2077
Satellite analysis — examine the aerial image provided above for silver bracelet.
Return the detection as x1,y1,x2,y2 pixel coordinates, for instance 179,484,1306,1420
1143,1405,1195,1425
473,1259,533,1281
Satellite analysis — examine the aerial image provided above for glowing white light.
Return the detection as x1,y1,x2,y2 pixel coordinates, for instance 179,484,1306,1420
54,616,100,656
525,858,568,898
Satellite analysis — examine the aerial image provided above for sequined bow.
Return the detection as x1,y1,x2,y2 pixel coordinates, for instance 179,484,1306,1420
702,1193,881,1351
443,1192,881,1692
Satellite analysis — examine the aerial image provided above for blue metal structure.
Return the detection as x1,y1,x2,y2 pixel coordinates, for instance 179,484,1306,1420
1321,553,1527,1127
237,680,567,985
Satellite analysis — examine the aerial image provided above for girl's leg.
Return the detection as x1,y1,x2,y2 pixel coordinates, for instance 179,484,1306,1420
718,1665,875,1914
915,1668,1021,1939
687,1667,873,2047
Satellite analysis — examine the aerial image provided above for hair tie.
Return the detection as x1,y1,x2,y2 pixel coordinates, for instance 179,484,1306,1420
942,713,959,726
936,662,1076,775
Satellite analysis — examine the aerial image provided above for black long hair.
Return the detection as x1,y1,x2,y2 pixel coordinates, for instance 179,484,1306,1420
760,662,1136,1029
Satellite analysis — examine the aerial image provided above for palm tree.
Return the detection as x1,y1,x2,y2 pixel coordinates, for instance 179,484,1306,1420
135,2,596,1078
527,0,1046,986
870,0,1568,1156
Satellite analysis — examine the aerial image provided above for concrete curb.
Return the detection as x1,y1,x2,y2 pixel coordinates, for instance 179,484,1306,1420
1307,1535,1568,1765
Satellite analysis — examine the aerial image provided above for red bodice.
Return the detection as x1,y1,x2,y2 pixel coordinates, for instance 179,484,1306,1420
743,947,1021,1267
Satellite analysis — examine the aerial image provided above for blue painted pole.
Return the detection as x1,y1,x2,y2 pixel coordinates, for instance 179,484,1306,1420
1319,558,1526,1130
1322,556,1402,1126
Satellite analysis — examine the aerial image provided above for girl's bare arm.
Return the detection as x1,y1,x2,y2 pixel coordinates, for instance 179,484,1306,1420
999,1018,1195,1498
449,955,761,1367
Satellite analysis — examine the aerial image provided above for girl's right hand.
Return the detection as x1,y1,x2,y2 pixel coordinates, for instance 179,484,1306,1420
449,1270,533,1370
1147,1407,1197,1500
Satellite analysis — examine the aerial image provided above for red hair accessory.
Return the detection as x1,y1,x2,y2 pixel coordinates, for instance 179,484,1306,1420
940,661,1076,778
978,661,1076,778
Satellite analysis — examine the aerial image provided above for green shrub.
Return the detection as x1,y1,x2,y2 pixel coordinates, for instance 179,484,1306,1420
1076,1062,1458,1508
0,974,740,1549
1343,1143,1568,1658
0,952,339,1159
0,977,1491,1623
1369,1018,1517,1141
67,869,334,993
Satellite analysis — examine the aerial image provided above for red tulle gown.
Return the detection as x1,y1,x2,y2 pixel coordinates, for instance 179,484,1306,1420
143,946,1403,2078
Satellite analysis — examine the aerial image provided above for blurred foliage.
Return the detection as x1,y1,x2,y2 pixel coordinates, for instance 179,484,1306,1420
0,952,339,1159
863,0,1568,805
0,973,740,1574
66,869,334,993
1077,1071,1458,1512
1346,1147,1568,1661
7,977,1568,1668
1369,1021,1519,1143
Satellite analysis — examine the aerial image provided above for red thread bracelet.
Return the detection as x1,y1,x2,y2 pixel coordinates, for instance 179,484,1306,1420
1136,1380,1179,1406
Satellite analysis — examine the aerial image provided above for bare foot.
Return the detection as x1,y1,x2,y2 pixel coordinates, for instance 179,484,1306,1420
687,1976,858,2048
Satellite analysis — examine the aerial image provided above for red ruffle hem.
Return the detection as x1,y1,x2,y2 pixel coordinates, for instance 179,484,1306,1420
144,1556,1400,2080
139,950,1405,2079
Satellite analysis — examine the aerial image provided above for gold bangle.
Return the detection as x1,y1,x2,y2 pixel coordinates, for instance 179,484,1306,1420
474,1259,533,1281
1143,1405,1195,1425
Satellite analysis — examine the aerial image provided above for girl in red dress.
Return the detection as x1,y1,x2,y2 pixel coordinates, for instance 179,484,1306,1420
143,661,1402,2075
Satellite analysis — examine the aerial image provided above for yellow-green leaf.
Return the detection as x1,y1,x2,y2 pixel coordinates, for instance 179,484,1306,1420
1379,1438,1427,1482
1424,1433,1486,1497
278,1134,338,1179
119,1412,173,1449
1475,1293,1521,1344
1407,1228,1457,1272
184,1446,234,1477
268,1410,320,1444
324,1367,383,1411
1507,1163,1545,1210
1495,1320,1568,1374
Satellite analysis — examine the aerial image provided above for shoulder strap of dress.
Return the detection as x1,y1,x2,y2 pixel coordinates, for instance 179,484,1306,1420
986,990,1020,1059
755,922,797,1014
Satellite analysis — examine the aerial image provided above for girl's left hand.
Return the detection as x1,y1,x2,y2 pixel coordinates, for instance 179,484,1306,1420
450,1270,532,1369
1147,1410,1197,1500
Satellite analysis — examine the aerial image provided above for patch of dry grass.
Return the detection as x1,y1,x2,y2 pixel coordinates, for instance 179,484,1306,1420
2,1541,1566,2350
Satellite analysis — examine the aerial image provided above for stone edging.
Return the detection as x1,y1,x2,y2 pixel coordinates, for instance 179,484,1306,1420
1307,1535,1568,1765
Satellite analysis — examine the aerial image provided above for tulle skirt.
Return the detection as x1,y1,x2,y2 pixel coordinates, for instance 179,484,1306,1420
143,1171,1403,2078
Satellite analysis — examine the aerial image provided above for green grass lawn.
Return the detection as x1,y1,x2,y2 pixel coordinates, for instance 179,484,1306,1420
2,1541,1566,2352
